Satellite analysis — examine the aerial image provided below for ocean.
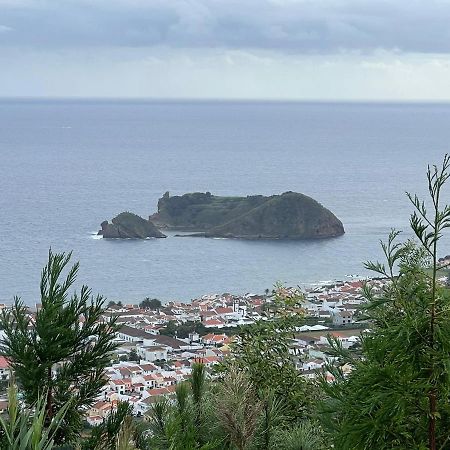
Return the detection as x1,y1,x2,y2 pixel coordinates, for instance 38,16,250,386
1,99,450,305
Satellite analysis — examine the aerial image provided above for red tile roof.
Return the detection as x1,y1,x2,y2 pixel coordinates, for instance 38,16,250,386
0,357,9,370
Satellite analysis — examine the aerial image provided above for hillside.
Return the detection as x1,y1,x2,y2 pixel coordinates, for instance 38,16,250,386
150,191,344,239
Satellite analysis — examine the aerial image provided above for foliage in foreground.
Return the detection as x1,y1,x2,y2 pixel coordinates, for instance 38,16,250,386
321,155,450,450
146,362,326,450
0,383,70,449
219,283,316,421
0,253,326,449
82,401,148,450
0,250,120,444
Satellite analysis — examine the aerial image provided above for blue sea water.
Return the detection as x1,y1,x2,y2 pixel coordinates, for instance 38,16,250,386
1,99,450,305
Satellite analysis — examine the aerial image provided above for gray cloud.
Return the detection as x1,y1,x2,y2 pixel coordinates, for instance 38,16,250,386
0,0,450,54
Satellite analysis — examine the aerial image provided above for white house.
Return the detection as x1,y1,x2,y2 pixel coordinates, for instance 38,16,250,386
137,345,169,362
332,310,354,326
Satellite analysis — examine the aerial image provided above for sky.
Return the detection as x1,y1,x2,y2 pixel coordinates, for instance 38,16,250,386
1,0,450,100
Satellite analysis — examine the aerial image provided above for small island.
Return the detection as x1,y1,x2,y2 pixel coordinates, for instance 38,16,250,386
149,191,344,239
98,212,167,239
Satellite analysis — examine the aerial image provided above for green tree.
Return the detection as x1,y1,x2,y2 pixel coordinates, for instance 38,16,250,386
159,320,178,337
139,298,161,310
170,382,198,449
146,398,170,449
146,364,218,450
146,383,198,450
220,285,312,420
0,250,119,444
215,366,262,450
256,389,289,450
128,349,139,362
114,417,140,450
190,363,207,448
270,421,326,450
159,320,208,339
321,155,450,450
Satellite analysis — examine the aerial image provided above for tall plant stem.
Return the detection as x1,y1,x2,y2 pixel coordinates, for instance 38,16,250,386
428,163,442,450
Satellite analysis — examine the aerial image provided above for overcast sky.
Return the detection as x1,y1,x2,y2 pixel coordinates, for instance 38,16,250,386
2,0,450,100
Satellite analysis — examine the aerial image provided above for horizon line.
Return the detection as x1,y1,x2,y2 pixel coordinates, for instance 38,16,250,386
0,96,450,106
2,96,450,105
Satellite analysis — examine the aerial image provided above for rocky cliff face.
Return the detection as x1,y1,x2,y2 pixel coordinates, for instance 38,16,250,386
150,191,344,239
98,212,166,239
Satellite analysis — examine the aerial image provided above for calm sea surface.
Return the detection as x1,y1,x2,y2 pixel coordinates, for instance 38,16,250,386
1,100,450,305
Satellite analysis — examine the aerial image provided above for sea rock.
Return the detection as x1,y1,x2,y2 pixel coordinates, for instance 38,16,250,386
149,191,344,239
98,212,166,239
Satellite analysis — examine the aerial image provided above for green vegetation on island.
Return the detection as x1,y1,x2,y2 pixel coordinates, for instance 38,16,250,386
150,191,344,239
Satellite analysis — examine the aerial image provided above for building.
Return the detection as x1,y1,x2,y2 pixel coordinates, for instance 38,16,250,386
332,310,353,326
117,325,152,343
137,345,169,362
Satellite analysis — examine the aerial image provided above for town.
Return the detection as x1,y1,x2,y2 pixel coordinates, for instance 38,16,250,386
0,277,389,425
